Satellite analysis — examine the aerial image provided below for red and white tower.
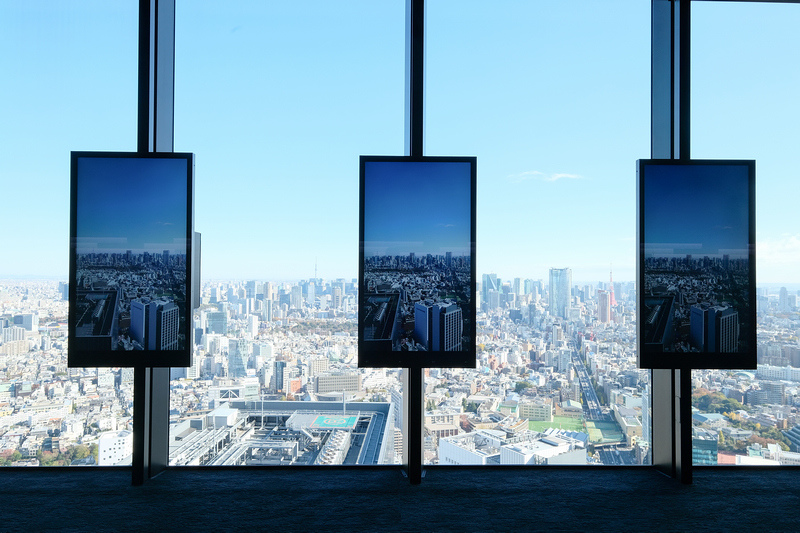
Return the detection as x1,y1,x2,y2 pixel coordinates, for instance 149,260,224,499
609,266,617,308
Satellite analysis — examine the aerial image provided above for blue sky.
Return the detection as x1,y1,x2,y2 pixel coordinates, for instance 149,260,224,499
1,2,799,286
75,157,188,254
363,161,471,257
643,163,750,259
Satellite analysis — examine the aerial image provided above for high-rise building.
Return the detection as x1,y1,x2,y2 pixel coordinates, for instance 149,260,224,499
482,273,498,310
247,314,259,337
148,300,179,350
245,280,257,299
273,360,287,393
332,286,343,310
690,304,739,352
414,301,462,351
130,300,148,347
488,290,500,310
414,302,433,350
712,306,739,353
290,285,302,309
228,338,247,378
433,303,463,352
207,310,228,335
307,282,316,308
549,268,572,319
690,304,709,351
598,290,611,323
262,300,273,322
262,281,273,301
779,287,789,312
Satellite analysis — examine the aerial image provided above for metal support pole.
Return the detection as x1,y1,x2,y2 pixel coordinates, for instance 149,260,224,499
132,366,149,485
651,0,692,483
406,368,424,484
132,0,176,485
404,0,425,484
405,0,425,160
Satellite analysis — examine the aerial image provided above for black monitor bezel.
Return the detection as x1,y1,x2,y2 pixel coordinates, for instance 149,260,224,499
637,158,756,370
358,155,477,369
68,151,194,368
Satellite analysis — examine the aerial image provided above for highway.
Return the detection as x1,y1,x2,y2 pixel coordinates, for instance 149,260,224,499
598,446,637,465
571,344,612,423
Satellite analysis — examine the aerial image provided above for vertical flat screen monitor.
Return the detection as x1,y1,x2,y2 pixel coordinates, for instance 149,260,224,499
68,152,194,368
358,156,477,368
637,159,756,369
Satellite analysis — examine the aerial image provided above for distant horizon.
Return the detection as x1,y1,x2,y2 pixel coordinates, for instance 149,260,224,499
365,250,471,258
8,274,800,294
76,248,188,256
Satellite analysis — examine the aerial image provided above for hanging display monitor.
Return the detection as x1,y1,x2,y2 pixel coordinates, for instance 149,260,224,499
637,159,756,369
359,156,477,368
68,152,194,368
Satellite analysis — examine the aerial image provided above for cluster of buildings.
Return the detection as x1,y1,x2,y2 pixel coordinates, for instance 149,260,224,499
689,290,800,465
2,275,800,468
362,253,470,352
74,251,187,352
642,255,750,353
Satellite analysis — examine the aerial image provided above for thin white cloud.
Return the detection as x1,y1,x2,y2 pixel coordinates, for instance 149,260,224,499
508,170,543,183
508,170,583,183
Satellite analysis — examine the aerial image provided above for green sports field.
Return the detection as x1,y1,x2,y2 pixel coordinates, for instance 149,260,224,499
528,416,584,433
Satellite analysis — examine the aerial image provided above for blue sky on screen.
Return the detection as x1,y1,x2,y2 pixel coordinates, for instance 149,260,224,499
363,161,471,257
643,164,750,259
75,157,188,254
1,2,799,286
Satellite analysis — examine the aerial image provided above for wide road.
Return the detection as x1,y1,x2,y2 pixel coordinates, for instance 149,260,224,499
598,446,637,465
571,343,613,423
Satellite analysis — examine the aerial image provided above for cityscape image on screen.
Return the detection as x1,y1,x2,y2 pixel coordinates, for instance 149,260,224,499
359,158,475,367
69,154,192,366
639,161,755,367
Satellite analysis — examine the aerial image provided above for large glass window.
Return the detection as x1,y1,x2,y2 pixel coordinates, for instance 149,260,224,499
691,1,800,465
169,1,406,466
423,1,651,465
0,2,137,466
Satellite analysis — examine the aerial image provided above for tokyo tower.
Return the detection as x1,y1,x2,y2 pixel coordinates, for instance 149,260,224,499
609,266,617,307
